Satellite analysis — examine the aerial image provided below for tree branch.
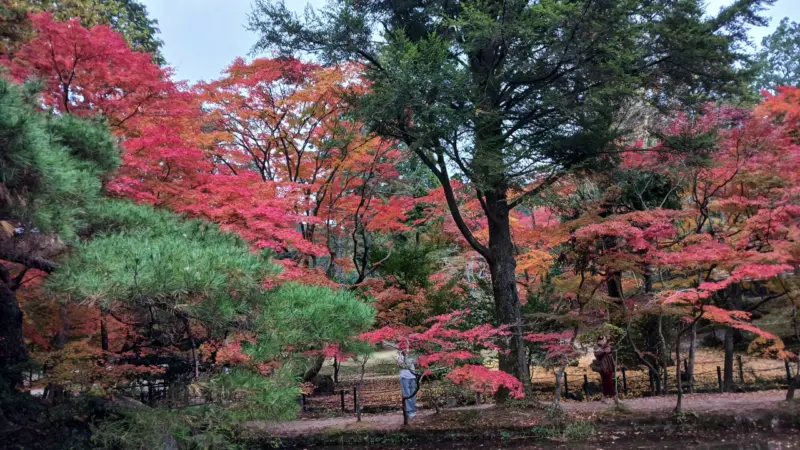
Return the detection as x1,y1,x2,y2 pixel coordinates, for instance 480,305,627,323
508,169,565,209
0,245,58,273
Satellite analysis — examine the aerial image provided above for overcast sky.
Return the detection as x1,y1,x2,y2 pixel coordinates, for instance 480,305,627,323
140,0,799,84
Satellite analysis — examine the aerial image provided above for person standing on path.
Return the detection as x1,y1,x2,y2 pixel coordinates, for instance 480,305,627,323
593,336,616,403
395,348,417,417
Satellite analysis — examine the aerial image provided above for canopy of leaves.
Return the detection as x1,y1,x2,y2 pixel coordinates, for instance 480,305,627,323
248,283,375,361
250,0,768,204
0,76,119,241
0,0,164,64
46,202,280,326
753,17,800,90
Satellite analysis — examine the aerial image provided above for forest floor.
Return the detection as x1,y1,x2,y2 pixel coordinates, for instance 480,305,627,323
305,348,791,415
254,349,798,446
246,390,792,439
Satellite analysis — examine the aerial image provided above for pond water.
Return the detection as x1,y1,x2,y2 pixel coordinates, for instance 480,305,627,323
318,430,800,449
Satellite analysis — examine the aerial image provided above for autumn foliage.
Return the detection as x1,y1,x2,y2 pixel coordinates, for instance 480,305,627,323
361,310,525,398
3,9,800,429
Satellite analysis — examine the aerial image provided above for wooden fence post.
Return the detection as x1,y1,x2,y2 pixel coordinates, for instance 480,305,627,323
786,360,793,386
340,389,346,412
717,366,723,393
621,367,628,394
301,394,307,412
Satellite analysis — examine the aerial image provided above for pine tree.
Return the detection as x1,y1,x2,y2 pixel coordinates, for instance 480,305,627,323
249,0,772,395
0,77,119,380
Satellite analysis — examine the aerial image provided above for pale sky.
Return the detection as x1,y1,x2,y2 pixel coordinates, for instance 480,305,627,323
140,0,800,84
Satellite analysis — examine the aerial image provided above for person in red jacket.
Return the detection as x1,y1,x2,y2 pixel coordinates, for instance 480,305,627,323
593,336,616,402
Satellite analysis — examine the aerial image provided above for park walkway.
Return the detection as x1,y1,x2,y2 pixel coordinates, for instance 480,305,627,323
247,390,788,438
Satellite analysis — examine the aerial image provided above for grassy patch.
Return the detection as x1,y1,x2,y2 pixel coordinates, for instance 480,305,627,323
529,425,556,439
561,420,596,439
674,410,700,426
505,397,542,410
457,409,481,422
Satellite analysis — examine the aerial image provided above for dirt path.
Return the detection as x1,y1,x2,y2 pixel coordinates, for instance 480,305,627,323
563,390,786,414
246,390,788,438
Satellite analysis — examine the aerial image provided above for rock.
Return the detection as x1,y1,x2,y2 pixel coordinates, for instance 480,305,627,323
566,391,584,401
312,375,335,394
161,433,179,450
109,396,149,413
583,381,601,398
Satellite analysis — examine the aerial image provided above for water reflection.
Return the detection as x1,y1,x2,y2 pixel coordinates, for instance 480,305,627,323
318,431,799,449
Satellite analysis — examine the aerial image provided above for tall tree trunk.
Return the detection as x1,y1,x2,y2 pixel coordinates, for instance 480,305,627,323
44,302,70,404
675,315,703,413
303,355,325,382
638,267,662,396
181,316,200,379
466,35,530,398
723,327,735,392
675,331,684,413
722,283,743,392
553,364,566,406
787,375,799,401
52,303,70,351
326,250,338,279
333,356,340,384
607,271,623,298
0,264,28,385
100,310,109,352
486,203,531,398
650,366,661,395
658,314,669,394
687,321,697,394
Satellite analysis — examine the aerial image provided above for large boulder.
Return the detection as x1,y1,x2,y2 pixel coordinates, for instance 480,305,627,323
312,375,335,394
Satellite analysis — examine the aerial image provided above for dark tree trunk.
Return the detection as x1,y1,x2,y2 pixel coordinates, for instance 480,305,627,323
100,310,109,352
633,266,662,396
303,354,325,382
643,266,653,293
553,365,566,406
326,250,338,279
180,316,200,379
675,316,702,413
723,327,735,392
650,366,662,395
44,303,71,404
787,375,799,401
486,202,531,398
658,314,669,394
607,271,623,298
333,357,340,384
465,33,530,398
722,283,743,392
0,264,28,385
675,331,684,412
688,322,697,394
52,303,70,351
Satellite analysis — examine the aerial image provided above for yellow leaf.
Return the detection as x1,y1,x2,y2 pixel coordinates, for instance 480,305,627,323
0,221,13,237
